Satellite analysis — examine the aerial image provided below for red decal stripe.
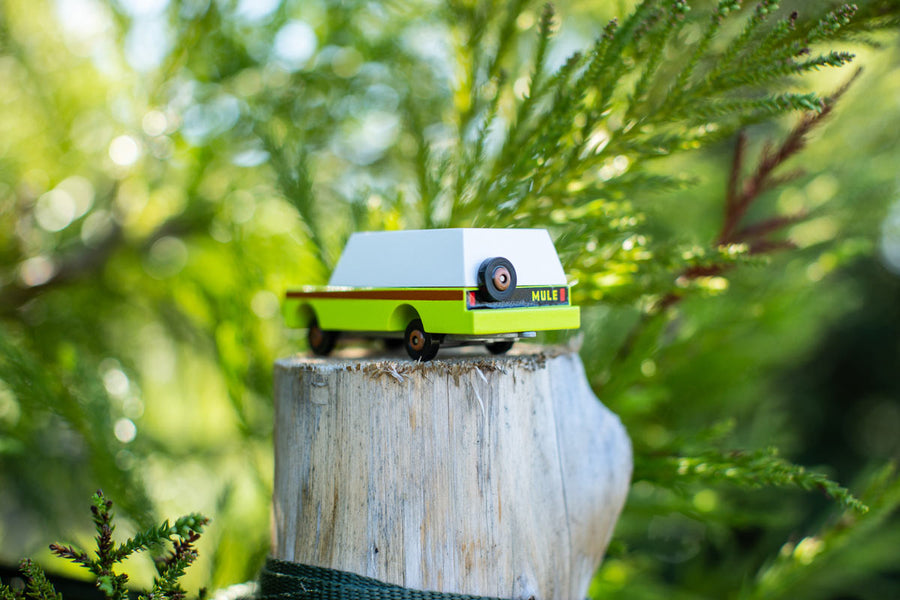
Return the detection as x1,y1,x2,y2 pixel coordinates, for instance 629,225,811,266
286,289,465,301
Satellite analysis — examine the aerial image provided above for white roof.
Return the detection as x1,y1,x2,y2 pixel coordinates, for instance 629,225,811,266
328,229,568,288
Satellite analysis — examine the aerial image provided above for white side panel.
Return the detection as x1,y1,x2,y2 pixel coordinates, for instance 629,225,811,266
328,228,568,287
328,229,467,287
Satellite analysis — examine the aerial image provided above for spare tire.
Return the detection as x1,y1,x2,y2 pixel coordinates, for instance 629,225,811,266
478,257,517,301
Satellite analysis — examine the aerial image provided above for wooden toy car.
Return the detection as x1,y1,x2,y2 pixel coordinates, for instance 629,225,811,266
284,228,580,360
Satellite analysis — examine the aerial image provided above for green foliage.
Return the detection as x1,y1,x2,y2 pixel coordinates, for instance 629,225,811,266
1,492,207,600
742,464,900,600
644,446,868,514
4,560,64,600
3,0,900,598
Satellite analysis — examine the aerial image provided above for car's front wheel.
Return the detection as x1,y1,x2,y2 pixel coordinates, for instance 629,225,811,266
308,317,337,356
404,319,439,361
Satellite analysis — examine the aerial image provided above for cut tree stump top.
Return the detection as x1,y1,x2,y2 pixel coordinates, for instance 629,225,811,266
272,347,632,600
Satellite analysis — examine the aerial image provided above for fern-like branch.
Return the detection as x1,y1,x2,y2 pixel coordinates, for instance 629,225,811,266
673,0,742,93
669,448,868,513
45,491,209,600
18,560,62,600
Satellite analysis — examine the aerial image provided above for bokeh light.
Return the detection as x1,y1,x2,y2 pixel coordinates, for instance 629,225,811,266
273,21,317,71
109,135,142,166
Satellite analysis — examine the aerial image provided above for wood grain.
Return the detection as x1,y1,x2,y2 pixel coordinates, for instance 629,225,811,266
272,349,631,600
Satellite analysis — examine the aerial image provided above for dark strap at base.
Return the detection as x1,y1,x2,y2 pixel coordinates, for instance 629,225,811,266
258,558,517,600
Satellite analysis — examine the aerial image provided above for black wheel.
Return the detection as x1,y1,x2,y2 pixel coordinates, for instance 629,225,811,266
478,257,517,302
422,340,440,361
486,340,514,355
308,317,337,356
404,319,440,361
383,337,404,351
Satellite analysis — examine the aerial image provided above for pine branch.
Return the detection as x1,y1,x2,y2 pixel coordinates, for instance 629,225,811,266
255,125,330,270
525,3,555,99
626,1,691,121
714,51,854,91
148,532,202,600
18,560,62,600
91,492,117,571
455,0,528,137
469,40,587,220
583,0,657,132
737,4,858,72
741,9,800,66
724,131,746,219
718,69,860,245
672,0,742,93
681,4,857,106
502,3,556,153
47,545,94,573
744,465,900,599
638,448,868,513
707,0,780,82
0,587,19,600
404,94,439,228
803,3,858,46
646,70,860,312
484,0,529,85
670,92,823,123
732,213,808,242
45,491,208,600
682,448,867,513
116,515,206,560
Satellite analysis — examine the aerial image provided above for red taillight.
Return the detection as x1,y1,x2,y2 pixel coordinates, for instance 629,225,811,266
560,288,566,302
468,291,476,306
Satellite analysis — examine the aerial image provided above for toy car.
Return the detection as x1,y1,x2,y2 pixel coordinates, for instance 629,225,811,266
284,228,580,360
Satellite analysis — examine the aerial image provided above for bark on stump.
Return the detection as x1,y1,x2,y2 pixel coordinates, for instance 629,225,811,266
272,349,632,600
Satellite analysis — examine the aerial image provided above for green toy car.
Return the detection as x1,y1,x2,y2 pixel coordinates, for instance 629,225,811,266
284,228,580,360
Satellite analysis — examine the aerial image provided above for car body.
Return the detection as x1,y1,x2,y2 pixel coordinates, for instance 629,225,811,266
284,228,580,360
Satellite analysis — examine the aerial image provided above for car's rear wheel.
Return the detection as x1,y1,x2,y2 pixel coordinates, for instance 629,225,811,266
383,337,404,351
404,319,439,361
308,317,337,356
485,340,514,355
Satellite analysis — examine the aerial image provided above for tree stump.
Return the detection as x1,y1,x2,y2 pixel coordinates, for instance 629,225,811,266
272,349,631,600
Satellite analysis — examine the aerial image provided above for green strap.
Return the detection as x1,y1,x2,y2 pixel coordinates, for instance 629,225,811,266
258,558,517,600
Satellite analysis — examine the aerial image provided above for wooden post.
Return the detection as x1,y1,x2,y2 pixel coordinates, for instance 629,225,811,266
272,349,631,600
